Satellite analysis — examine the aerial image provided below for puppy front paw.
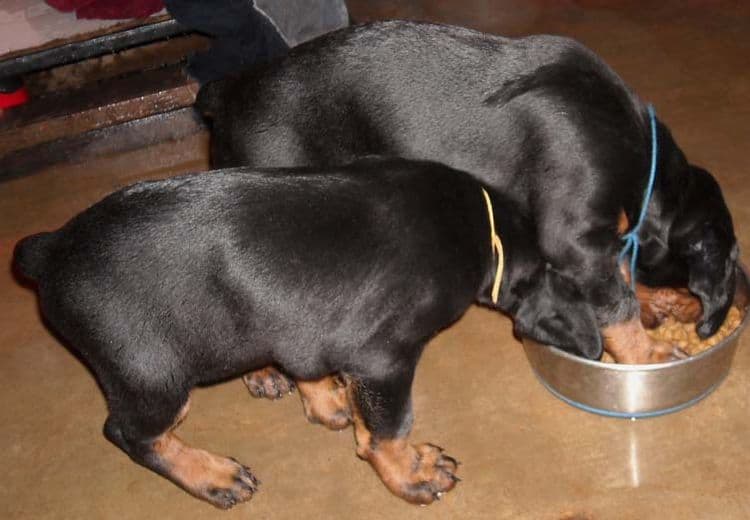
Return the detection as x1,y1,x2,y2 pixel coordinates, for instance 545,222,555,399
151,433,260,509
603,318,688,364
367,440,460,505
649,340,689,363
405,443,460,504
203,460,260,509
639,287,703,327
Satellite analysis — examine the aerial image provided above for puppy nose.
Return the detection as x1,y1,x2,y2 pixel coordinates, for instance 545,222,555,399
697,316,721,339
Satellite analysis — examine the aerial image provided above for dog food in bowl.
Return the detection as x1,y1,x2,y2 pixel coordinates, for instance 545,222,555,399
599,305,745,363
522,267,749,417
648,306,744,355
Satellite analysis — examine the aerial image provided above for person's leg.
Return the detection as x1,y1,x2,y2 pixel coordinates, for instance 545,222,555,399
164,0,289,83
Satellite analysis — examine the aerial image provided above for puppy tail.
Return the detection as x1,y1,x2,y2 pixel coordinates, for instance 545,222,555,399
194,79,226,121
14,232,55,282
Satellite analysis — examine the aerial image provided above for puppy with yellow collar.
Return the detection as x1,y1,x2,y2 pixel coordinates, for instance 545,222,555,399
15,157,600,508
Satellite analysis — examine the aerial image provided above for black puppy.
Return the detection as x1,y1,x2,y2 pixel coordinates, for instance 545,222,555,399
15,158,601,508
197,20,738,363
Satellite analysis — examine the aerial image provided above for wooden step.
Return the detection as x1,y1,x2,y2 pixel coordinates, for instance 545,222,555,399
0,32,209,180
0,106,206,182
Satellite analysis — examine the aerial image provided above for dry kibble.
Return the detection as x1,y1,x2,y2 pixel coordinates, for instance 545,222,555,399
645,305,745,359
599,298,744,364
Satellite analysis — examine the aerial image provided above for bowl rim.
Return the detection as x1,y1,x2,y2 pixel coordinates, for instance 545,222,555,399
527,265,750,372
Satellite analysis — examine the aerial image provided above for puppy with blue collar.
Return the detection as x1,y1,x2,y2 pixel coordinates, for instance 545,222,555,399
198,20,739,366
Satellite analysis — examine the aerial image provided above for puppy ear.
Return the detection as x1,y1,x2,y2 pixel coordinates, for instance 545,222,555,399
513,267,603,360
673,166,738,338
688,241,738,338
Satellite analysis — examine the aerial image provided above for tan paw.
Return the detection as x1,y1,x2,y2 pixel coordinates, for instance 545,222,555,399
242,366,295,399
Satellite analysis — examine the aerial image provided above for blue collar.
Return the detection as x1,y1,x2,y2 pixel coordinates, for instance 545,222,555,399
619,104,658,289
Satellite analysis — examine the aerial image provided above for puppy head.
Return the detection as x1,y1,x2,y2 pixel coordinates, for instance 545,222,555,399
639,165,738,338
513,266,603,359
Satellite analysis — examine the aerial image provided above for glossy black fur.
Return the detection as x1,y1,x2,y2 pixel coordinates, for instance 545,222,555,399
14,159,601,482
197,20,738,337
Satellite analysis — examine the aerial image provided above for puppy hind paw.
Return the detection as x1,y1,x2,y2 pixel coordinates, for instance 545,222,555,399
298,376,352,430
242,367,295,399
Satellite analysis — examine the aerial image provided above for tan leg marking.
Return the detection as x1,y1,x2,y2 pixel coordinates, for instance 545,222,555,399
346,384,459,505
602,317,686,363
617,210,629,235
613,217,697,361
297,375,352,430
242,366,295,399
150,398,259,509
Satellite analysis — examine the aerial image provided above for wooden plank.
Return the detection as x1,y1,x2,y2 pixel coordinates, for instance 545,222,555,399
0,64,199,154
0,0,169,61
0,106,206,182
0,17,187,77
23,34,209,97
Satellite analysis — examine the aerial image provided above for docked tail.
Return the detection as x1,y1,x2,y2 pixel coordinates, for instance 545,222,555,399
13,232,55,282
194,79,227,121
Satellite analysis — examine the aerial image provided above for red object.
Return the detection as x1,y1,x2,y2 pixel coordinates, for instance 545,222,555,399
45,0,164,20
45,0,96,12
0,86,30,109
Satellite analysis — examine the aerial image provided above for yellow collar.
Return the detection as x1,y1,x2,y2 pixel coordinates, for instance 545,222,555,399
481,188,504,304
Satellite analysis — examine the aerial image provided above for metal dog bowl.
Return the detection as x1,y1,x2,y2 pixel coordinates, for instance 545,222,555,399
522,267,750,418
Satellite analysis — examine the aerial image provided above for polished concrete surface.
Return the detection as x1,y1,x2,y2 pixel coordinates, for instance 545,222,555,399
2,2,749,519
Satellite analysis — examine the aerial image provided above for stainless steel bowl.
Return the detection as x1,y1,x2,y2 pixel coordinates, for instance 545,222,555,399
522,267,750,418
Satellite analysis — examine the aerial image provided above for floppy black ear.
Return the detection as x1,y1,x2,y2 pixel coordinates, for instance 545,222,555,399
513,267,603,359
675,166,738,338
687,240,738,338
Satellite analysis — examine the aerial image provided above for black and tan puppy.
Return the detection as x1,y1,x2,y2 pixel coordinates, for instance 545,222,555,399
197,20,739,363
15,158,603,508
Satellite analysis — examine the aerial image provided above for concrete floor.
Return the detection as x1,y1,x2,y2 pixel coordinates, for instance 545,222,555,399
2,2,750,519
